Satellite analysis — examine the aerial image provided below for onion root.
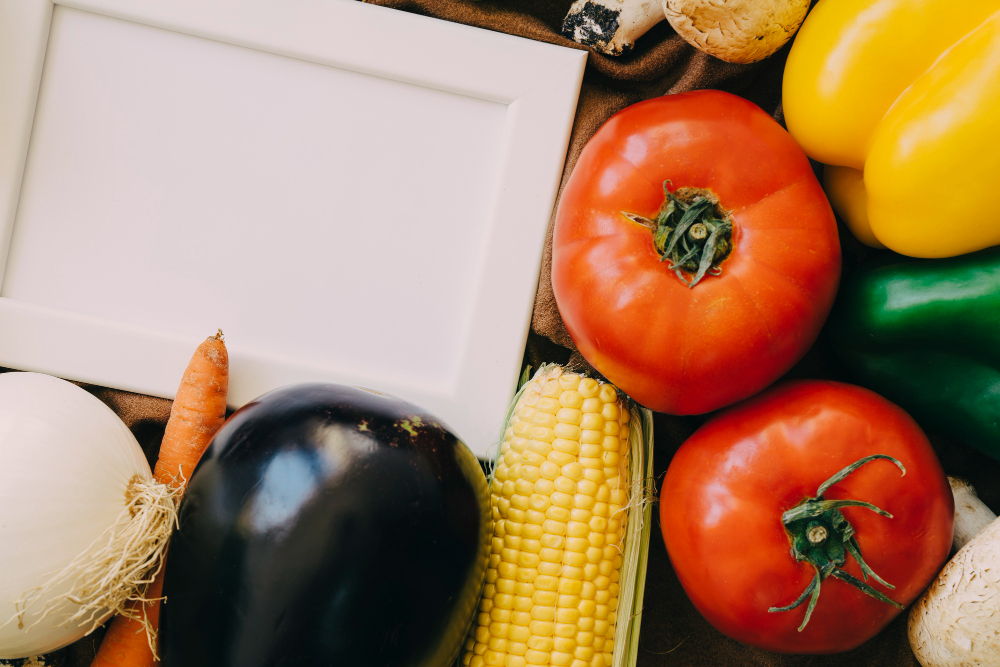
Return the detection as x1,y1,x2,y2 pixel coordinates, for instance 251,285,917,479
2,475,183,657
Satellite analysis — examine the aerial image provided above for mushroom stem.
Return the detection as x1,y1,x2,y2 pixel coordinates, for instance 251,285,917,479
949,476,997,551
561,0,666,56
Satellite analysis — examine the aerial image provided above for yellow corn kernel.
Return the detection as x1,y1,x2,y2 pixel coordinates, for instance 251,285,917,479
559,389,583,409
463,367,632,667
546,505,571,523
548,451,577,466
555,621,578,639
513,596,533,612
525,509,546,526
515,568,538,583
552,651,574,666
553,438,581,455
524,650,550,665
522,523,544,539
540,533,564,549
532,589,557,606
556,637,578,654
528,625,554,642
539,547,562,563
530,606,555,622
511,611,532,626
542,519,567,535
538,561,562,576
558,578,583,595
580,413,604,430
551,491,575,508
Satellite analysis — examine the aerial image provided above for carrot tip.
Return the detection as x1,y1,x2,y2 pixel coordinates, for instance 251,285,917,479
212,329,225,342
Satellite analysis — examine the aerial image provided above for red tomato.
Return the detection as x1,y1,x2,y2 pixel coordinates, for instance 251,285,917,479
552,90,840,414
659,381,953,654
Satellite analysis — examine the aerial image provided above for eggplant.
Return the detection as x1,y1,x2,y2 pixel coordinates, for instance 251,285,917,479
159,383,491,667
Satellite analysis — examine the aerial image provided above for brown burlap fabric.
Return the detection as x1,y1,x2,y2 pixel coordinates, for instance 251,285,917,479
26,2,1000,666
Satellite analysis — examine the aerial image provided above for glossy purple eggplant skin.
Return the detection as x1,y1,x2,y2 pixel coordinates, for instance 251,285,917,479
159,383,490,667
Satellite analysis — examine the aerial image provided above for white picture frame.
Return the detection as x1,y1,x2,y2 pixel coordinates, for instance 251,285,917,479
0,0,586,457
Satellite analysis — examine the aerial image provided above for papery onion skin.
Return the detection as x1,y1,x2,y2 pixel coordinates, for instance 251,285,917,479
0,372,150,659
160,383,492,667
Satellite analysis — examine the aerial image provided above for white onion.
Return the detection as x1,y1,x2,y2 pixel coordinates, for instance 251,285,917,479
0,372,153,658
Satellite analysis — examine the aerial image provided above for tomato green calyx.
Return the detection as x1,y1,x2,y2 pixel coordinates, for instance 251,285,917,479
622,182,733,288
768,454,907,632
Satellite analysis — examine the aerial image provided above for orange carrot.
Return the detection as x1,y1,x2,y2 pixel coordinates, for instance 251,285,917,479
88,577,163,667
91,331,229,667
153,330,229,487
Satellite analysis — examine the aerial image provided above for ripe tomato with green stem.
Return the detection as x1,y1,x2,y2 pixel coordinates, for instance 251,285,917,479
659,380,954,653
552,89,840,415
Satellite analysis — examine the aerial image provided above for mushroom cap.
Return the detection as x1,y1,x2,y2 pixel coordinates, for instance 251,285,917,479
909,517,1000,666
663,0,811,64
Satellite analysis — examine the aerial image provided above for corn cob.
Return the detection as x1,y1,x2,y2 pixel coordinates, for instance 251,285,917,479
462,366,631,667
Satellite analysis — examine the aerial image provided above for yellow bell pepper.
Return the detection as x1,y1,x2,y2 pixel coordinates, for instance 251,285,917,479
783,0,1000,258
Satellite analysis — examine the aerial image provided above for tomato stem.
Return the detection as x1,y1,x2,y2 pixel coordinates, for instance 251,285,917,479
621,181,734,287
768,454,906,631
806,523,828,545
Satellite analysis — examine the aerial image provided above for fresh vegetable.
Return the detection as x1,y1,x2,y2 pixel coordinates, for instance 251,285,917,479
0,373,176,658
783,1,1000,257
461,366,654,667
561,0,665,56
829,249,1000,462
91,331,229,667
663,0,810,63
909,478,1000,666
153,331,230,485
944,478,996,553
552,90,840,415
659,380,953,653
159,383,491,667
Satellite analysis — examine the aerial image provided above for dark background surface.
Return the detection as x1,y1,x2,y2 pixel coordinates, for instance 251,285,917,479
13,1,999,665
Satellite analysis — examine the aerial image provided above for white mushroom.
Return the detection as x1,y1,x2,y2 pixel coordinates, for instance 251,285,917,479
908,477,1000,666
561,0,666,56
662,0,811,64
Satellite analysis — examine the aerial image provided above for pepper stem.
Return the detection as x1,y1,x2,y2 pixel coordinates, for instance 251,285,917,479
768,454,906,631
621,181,733,287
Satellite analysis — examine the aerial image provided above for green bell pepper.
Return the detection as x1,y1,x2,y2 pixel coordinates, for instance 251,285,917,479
830,248,1000,460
